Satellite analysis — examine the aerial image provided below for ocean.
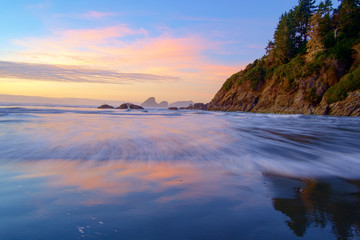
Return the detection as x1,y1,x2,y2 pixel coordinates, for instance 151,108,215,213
0,105,359,239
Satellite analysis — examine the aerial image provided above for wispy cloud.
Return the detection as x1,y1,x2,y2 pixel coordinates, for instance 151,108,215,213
5,24,241,88
0,61,178,84
13,24,148,49
81,11,118,19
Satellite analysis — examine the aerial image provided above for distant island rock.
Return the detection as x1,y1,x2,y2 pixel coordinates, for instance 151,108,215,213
98,103,143,110
98,104,114,109
116,103,144,109
159,101,169,107
168,107,178,110
169,101,194,108
141,97,168,108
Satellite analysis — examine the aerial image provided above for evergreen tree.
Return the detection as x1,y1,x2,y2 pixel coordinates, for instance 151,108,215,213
316,0,335,50
335,0,360,38
272,0,317,64
273,12,296,64
317,0,333,36
265,40,274,54
293,0,316,51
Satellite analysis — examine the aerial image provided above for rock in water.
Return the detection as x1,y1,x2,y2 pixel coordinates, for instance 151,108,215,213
116,103,144,110
168,107,178,110
129,104,144,109
98,104,114,109
141,97,168,108
116,103,128,109
193,103,208,110
141,97,158,107
169,101,194,108
159,101,169,107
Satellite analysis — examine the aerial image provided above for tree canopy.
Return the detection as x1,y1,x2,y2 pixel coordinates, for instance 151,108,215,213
269,0,360,65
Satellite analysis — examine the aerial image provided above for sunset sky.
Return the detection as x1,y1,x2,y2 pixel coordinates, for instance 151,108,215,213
0,0,306,103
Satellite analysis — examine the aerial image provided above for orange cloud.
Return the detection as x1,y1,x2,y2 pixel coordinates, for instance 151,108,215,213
2,24,245,102
9,25,240,78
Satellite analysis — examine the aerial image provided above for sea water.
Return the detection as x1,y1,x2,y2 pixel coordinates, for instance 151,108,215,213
0,105,359,239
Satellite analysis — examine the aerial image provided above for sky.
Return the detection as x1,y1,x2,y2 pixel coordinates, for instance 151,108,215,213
0,0,317,103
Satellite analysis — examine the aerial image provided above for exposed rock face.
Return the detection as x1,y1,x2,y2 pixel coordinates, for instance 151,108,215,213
98,104,114,109
116,103,144,110
168,107,178,110
193,103,208,110
141,97,168,108
129,104,144,109
208,62,360,116
184,103,208,110
170,101,194,108
117,103,128,109
328,90,360,116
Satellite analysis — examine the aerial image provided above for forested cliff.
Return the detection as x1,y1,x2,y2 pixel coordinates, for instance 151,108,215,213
208,0,360,116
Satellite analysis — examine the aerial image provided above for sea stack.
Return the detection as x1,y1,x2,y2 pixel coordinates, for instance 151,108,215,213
141,97,168,108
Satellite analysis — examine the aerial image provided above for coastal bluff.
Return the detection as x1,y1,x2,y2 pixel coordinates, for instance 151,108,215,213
207,0,360,117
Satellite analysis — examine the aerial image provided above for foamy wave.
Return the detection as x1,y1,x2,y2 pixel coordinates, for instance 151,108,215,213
0,105,359,179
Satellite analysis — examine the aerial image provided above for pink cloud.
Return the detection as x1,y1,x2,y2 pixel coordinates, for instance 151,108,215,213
14,24,147,49
8,24,243,90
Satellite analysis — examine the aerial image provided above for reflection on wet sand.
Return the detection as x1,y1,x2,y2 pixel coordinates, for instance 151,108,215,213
265,174,360,239
6,159,254,204
2,159,360,239
1,106,360,239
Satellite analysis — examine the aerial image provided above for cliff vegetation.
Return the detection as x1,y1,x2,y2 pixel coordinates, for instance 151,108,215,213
209,0,360,116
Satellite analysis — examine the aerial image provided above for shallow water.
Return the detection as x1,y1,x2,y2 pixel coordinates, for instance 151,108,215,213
0,105,359,239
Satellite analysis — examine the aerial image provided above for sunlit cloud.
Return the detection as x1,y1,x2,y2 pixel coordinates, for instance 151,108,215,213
1,23,244,101
8,24,240,82
0,61,178,84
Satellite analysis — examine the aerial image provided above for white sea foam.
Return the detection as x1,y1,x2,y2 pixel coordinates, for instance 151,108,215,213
0,105,359,179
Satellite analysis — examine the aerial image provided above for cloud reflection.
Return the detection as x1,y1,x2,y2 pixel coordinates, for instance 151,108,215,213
8,160,247,205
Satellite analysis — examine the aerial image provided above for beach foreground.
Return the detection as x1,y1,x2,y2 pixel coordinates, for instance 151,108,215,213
0,105,359,239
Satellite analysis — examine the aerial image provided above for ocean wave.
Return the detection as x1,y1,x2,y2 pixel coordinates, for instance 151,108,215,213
0,105,359,179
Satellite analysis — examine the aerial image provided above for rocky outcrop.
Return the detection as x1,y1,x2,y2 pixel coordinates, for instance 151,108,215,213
159,101,169,107
116,103,144,110
328,90,360,116
168,107,178,110
141,97,168,108
182,103,208,110
129,104,144,109
206,0,360,117
208,60,360,116
141,97,157,107
98,104,114,109
192,103,208,110
170,101,194,108
117,103,128,109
